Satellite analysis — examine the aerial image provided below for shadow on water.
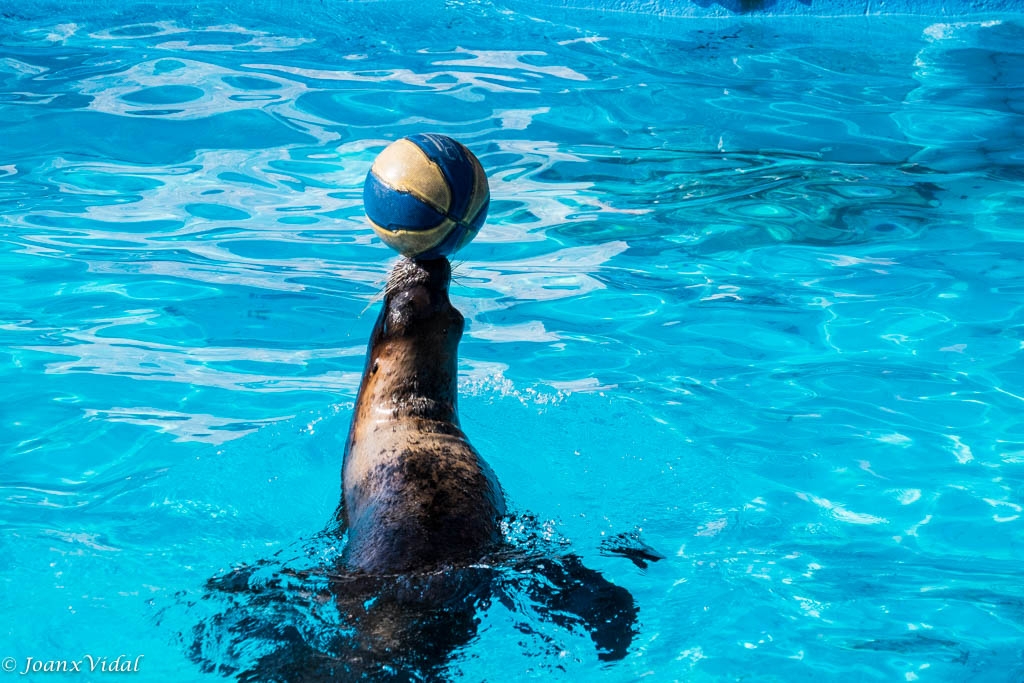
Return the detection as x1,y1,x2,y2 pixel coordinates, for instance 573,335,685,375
184,516,654,681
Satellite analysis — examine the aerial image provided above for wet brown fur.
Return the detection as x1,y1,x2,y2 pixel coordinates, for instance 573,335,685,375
337,257,506,573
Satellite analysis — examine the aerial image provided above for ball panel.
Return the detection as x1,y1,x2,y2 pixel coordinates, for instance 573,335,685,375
364,171,447,233
407,134,477,220
455,196,488,252
414,215,485,260
369,217,455,257
463,151,490,228
370,138,451,214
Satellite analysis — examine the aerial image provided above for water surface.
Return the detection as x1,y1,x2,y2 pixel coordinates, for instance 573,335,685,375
2,3,1024,680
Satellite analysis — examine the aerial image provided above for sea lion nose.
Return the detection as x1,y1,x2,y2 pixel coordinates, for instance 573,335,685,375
396,285,434,318
384,284,447,337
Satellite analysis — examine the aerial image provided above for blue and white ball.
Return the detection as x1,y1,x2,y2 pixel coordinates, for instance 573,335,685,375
364,134,489,260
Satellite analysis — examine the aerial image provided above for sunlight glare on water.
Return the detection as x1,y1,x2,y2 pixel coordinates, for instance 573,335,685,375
2,2,1024,680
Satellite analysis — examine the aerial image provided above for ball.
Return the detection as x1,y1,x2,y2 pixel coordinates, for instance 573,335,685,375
363,133,489,260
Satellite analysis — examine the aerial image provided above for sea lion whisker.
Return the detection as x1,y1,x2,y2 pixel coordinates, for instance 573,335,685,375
448,258,471,286
360,290,386,317
360,268,392,317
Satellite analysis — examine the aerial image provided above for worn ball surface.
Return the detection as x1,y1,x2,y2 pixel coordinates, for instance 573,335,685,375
363,134,489,260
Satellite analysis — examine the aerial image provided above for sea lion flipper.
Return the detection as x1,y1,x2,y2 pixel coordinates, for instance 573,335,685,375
599,530,666,570
514,554,638,661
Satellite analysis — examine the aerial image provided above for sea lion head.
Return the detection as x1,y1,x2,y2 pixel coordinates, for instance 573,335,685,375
362,257,463,422
380,257,462,342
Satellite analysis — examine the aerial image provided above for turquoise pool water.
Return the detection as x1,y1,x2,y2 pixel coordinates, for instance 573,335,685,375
3,2,1024,680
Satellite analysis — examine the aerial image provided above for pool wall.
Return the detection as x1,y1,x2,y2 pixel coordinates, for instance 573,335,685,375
527,0,1024,17
19,0,1024,15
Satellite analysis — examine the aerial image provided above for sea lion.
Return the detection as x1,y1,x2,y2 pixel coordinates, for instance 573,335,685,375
336,257,506,573
191,256,649,681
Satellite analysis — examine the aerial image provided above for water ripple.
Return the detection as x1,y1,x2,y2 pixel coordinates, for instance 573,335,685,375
2,4,1024,681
